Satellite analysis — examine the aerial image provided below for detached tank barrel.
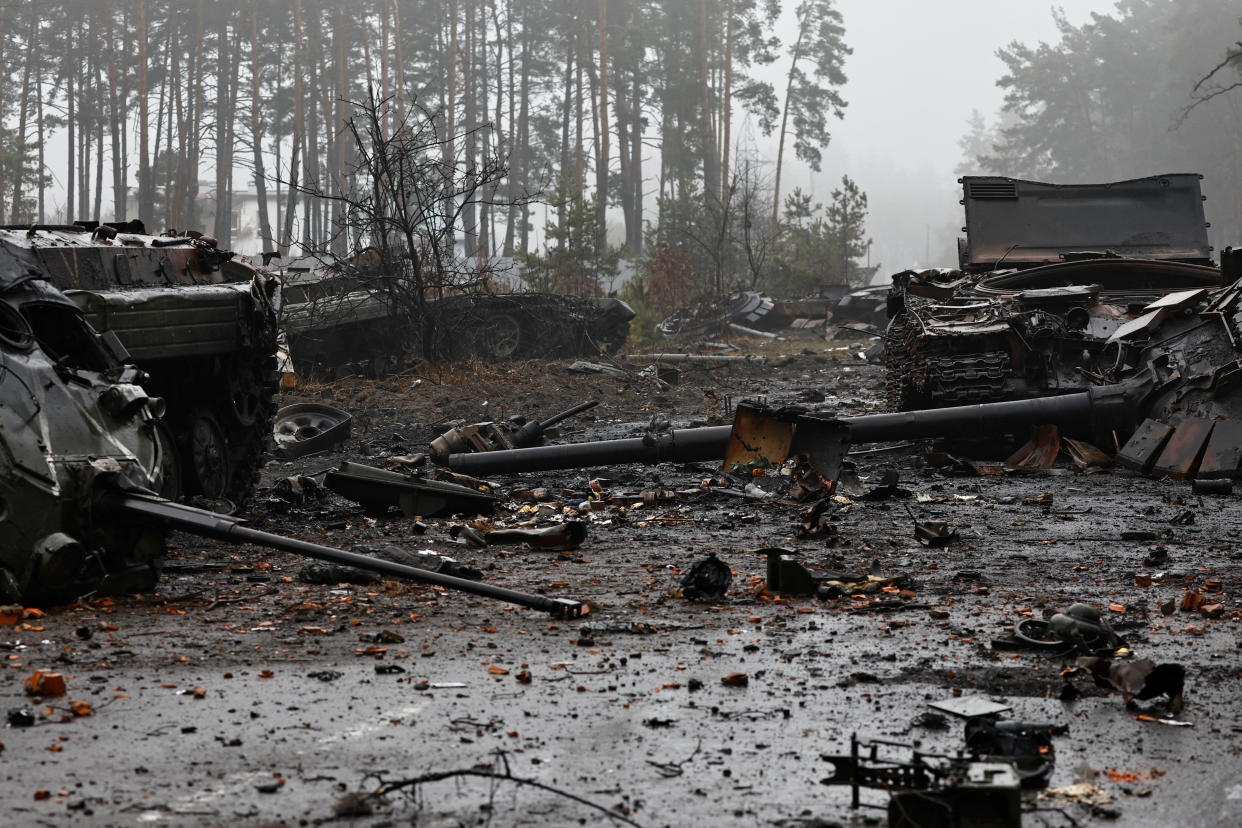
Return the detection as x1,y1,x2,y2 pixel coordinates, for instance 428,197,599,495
448,426,734,474
445,381,1142,475
111,494,583,618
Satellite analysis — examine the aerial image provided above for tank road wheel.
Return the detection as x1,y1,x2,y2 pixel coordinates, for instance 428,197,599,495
214,352,279,507
228,369,263,427
484,313,523,360
187,412,230,499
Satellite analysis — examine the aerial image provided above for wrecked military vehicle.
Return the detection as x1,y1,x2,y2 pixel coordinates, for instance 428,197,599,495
885,174,1225,410
657,290,836,339
0,246,582,615
280,260,634,372
0,222,280,504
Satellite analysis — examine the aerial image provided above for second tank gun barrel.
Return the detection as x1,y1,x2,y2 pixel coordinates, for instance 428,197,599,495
110,493,584,618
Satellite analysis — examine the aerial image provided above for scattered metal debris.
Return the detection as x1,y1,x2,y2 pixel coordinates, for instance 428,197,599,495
273,403,353,459
324,461,496,517
429,400,599,464
820,735,1022,828
680,553,733,601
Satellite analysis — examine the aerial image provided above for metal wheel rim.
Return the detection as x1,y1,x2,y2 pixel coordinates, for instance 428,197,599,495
189,413,229,498
486,314,522,359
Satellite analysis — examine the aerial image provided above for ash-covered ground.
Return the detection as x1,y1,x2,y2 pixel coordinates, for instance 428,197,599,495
2,342,1239,827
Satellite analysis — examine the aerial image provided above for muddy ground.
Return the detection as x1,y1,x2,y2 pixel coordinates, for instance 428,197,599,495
2,341,1239,827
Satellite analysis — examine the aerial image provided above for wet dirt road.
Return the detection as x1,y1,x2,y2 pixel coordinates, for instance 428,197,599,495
2,350,1239,826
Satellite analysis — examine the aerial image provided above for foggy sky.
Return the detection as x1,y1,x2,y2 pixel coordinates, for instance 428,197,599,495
771,0,1123,277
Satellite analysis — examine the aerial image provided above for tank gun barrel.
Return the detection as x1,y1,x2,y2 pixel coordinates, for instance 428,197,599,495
111,493,584,618
446,380,1146,476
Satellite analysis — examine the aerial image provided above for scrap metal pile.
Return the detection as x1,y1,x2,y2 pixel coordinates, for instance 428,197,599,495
885,174,1225,410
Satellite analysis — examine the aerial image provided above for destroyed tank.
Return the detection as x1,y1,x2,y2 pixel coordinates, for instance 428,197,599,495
0,222,280,505
280,257,634,370
885,174,1223,410
0,254,582,615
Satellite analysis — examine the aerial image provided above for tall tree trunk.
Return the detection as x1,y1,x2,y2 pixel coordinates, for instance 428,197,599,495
515,11,532,254
36,69,44,223
697,0,719,204
118,2,133,221
285,0,306,258
392,0,405,125
10,14,36,222
183,0,206,230
250,7,274,254
630,69,642,253
94,60,104,222
169,35,184,228
107,1,124,221
574,23,584,197
79,20,91,222
311,5,335,250
214,15,231,242
595,0,609,250
462,0,477,258
558,33,573,230
291,0,309,255
67,52,75,223
138,0,152,224
773,11,810,224
720,0,734,199
153,28,170,229
503,0,518,255
443,0,459,256
330,6,349,256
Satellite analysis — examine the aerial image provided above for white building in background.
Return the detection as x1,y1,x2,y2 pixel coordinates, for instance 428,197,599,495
225,186,294,259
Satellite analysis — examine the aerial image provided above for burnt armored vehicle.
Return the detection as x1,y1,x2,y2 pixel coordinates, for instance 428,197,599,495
281,258,634,371
0,223,280,504
885,174,1222,410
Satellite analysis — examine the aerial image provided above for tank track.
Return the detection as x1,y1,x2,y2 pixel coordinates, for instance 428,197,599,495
924,352,1011,404
885,311,1011,410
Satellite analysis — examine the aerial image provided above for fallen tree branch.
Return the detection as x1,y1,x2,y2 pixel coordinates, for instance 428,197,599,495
371,767,643,827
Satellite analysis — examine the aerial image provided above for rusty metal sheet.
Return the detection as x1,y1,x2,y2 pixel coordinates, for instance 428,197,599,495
723,403,795,472
1116,420,1175,473
1194,420,1242,479
1064,438,1113,470
1151,418,1215,480
1004,424,1060,469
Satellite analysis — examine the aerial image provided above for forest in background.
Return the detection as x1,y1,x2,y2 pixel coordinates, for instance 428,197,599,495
1,0,1240,331
0,0,872,325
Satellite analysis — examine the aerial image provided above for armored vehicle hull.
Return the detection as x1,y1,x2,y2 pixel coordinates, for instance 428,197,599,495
280,262,633,370
0,223,280,504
